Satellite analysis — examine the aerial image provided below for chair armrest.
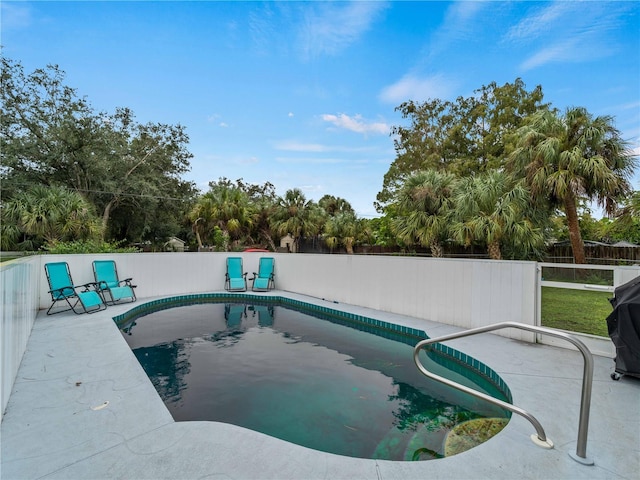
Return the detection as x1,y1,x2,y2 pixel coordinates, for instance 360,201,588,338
48,285,74,295
78,282,99,292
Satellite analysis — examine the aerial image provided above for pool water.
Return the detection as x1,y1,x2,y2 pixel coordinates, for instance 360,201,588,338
119,301,510,461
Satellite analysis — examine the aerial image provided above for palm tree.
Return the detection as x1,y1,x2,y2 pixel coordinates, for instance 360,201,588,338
450,170,545,260
188,185,254,251
187,194,217,249
391,170,456,257
270,189,324,252
509,107,636,264
1,185,102,250
249,196,278,251
324,212,359,254
318,195,354,216
615,190,640,223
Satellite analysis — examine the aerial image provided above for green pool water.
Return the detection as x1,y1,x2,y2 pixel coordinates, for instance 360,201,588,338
117,299,511,461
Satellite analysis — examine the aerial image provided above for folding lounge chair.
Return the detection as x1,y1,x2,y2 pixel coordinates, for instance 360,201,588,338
93,260,137,305
224,303,246,327
45,262,106,315
251,304,274,327
250,257,275,292
225,257,247,292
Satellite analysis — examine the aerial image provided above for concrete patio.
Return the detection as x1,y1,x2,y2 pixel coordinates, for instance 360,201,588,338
1,291,638,479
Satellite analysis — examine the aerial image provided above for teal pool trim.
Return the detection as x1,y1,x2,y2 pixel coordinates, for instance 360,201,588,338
112,293,512,405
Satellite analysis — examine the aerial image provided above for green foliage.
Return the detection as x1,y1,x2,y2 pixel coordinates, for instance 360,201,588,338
390,170,457,257
212,226,227,251
598,217,640,244
188,180,255,251
1,185,102,250
365,216,397,247
449,170,547,260
1,56,197,246
509,107,637,263
270,188,326,250
378,78,546,209
318,195,354,216
600,190,640,244
43,240,140,254
323,212,359,253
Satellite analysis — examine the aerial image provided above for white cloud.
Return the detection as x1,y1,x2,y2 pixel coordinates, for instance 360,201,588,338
298,1,387,59
520,36,614,72
275,156,346,165
273,140,379,153
379,74,457,104
273,141,329,153
504,1,628,71
248,4,278,56
288,112,294,118
520,39,579,71
420,0,489,60
445,0,487,25
207,114,229,128
504,2,573,43
1,2,32,29
300,184,324,193
320,113,388,135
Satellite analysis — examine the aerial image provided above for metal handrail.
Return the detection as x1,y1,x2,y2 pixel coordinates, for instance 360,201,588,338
413,321,594,465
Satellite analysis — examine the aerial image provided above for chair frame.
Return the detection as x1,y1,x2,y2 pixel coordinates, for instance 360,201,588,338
92,260,137,305
225,257,248,292
250,257,275,292
45,262,107,315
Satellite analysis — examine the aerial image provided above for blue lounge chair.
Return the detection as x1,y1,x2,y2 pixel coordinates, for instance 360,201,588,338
44,262,106,315
250,304,274,327
224,303,246,327
225,257,247,292
93,260,137,305
251,257,275,292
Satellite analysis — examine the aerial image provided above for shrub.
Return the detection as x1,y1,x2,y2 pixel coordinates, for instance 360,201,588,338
43,240,140,254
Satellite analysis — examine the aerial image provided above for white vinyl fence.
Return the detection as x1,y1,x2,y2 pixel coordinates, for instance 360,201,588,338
3,253,636,417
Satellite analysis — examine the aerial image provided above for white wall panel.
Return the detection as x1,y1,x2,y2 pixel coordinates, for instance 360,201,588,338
1,258,39,415
32,253,542,331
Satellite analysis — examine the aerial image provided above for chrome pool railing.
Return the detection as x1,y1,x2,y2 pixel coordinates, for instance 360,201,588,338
413,322,594,465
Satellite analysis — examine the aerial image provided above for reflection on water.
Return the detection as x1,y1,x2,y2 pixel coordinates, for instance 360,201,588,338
133,341,192,404
120,302,509,461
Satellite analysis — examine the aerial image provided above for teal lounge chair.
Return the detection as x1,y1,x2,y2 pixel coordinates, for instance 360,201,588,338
250,257,275,292
93,260,137,305
45,262,106,315
224,303,246,327
250,304,274,327
225,257,247,292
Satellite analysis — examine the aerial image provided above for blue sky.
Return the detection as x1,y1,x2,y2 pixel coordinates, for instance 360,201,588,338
2,1,639,217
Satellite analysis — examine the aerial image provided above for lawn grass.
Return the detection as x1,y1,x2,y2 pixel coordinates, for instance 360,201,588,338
541,286,612,337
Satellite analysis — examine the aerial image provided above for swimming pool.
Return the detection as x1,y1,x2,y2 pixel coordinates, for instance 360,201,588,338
114,295,512,461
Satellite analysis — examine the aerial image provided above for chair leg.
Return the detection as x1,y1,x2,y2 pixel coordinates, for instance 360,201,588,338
46,296,79,315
